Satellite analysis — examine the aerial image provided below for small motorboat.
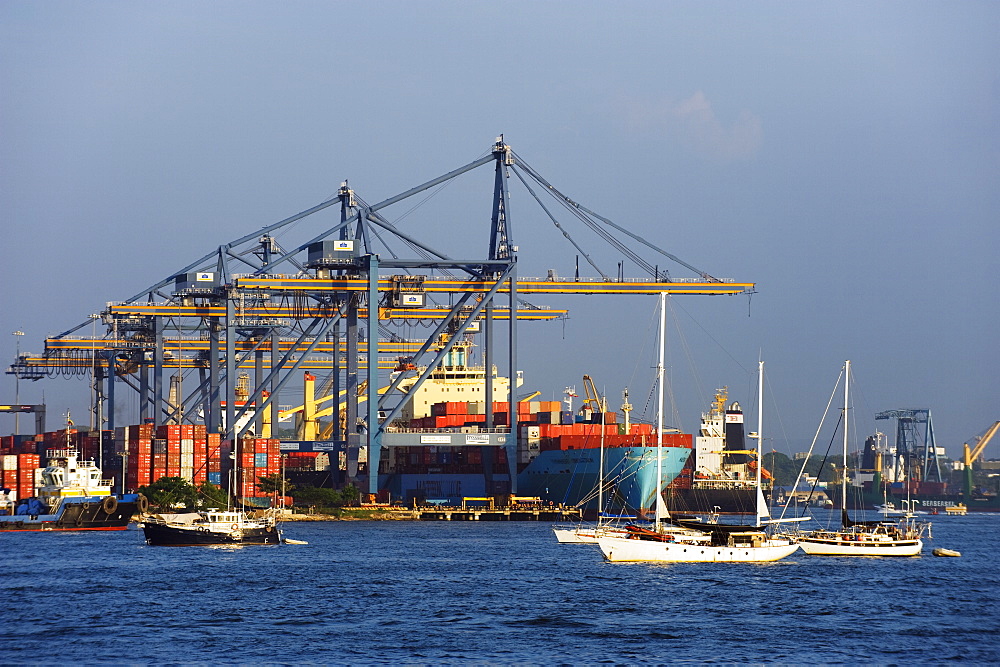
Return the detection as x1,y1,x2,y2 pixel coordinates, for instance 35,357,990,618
932,547,961,557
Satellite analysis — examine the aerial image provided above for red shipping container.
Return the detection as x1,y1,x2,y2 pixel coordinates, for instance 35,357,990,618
156,425,181,439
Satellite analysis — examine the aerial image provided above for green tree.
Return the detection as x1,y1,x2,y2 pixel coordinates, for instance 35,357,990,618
293,484,360,509
139,476,198,510
336,484,361,507
256,472,294,497
196,481,229,509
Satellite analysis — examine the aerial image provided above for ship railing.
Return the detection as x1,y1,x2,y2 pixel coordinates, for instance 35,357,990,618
45,448,80,460
384,427,511,434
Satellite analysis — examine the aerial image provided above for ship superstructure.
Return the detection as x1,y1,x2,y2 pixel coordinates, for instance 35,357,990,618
664,389,768,514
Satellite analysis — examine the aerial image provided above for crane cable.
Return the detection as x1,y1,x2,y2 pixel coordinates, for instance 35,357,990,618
512,152,721,282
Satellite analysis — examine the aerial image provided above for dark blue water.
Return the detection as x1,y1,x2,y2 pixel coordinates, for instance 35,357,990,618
3,511,999,664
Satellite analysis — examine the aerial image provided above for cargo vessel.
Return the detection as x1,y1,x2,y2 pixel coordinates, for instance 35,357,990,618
0,445,145,532
369,345,693,513
662,389,769,515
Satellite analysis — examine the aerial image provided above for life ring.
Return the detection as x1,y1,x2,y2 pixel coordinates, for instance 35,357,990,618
102,496,119,514
231,523,239,531
137,495,150,513
265,526,274,533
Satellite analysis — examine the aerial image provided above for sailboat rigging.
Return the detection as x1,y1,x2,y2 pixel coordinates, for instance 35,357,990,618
597,295,799,563
797,360,930,557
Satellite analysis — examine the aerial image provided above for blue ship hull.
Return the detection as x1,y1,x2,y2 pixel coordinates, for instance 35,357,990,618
517,445,691,512
374,445,690,512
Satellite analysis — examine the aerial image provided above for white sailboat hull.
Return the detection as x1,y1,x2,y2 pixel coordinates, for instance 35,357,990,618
554,527,599,544
553,525,632,544
798,535,922,557
597,535,800,563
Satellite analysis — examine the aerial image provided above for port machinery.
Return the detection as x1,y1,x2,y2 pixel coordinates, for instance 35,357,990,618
6,137,754,496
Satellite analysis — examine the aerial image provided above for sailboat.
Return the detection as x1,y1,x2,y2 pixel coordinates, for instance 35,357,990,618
597,297,800,563
553,395,635,543
798,360,929,557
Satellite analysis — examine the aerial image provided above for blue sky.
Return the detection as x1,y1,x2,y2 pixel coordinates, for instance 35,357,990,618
1,1,997,458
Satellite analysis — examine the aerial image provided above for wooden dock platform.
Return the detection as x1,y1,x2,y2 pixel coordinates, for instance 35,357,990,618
414,505,582,521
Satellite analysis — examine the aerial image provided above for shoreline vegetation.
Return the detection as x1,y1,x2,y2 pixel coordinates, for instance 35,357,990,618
283,508,419,521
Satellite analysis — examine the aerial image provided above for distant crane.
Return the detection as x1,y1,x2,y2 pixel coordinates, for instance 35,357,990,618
0,404,46,434
875,409,943,484
964,421,1000,501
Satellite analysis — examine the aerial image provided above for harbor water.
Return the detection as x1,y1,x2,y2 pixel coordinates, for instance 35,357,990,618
2,510,999,664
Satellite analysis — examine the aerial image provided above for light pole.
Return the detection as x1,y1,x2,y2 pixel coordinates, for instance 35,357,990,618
281,453,287,510
12,331,24,435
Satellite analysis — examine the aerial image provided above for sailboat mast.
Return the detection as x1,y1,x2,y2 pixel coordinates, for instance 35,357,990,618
754,360,767,527
756,361,763,491
598,394,606,520
655,292,666,529
842,359,850,513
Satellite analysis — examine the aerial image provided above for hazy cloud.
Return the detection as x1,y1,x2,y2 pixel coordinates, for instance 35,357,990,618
621,91,763,162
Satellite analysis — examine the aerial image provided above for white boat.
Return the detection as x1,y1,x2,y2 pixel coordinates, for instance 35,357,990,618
597,300,799,563
553,395,635,544
798,361,929,557
876,502,903,516
553,521,633,544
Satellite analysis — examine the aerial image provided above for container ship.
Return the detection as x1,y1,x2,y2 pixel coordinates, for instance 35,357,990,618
376,399,692,514
373,365,693,513
663,388,769,515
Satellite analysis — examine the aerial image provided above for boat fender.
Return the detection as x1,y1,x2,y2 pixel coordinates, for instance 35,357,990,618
75,514,84,527
82,502,92,511
102,496,118,514
137,494,150,514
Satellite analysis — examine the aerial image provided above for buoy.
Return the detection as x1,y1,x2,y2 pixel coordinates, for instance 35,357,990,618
284,538,309,545
932,547,961,557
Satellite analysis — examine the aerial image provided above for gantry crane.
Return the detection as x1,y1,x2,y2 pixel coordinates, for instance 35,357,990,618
7,137,754,497
875,409,942,483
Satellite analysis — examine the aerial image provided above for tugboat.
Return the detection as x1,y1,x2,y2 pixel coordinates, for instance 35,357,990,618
140,508,281,546
0,447,146,532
